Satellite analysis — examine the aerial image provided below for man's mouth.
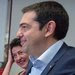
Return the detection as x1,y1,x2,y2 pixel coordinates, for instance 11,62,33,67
21,40,27,46
21,41,24,46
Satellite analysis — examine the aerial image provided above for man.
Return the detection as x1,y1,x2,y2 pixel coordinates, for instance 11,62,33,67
2,38,29,75
17,1,75,75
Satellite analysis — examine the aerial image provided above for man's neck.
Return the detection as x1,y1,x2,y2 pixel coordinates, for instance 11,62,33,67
32,38,58,57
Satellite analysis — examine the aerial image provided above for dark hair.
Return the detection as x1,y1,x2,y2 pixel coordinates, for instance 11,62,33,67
10,38,22,59
10,38,21,50
22,1,69,40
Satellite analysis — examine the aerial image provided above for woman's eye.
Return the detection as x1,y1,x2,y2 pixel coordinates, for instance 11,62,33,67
13,54,17,58
18,51,23,55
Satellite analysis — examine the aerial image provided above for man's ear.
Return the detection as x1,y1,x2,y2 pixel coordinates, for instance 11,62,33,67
45,20,56,37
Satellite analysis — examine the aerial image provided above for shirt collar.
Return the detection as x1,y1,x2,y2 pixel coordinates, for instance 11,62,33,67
29,55,46,70
38,40,63,64
29,40,63,70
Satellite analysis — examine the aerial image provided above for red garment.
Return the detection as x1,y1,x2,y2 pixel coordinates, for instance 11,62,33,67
0,68,4,75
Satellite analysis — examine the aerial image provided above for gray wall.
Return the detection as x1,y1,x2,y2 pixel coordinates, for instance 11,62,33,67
0,0,8,61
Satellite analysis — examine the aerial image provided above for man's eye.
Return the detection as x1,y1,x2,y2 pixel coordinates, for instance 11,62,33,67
21,25,26,28
19,24,31,32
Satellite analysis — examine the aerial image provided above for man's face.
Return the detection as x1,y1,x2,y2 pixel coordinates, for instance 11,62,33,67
12,46,29,69
17,11,46,56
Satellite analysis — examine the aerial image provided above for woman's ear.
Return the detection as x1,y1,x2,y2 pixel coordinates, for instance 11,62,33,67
45,20,56,37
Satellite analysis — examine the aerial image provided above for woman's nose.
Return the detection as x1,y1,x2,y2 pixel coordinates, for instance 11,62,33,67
16,55,21,61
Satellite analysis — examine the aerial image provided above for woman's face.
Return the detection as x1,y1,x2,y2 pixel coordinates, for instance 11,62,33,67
12,46,29,69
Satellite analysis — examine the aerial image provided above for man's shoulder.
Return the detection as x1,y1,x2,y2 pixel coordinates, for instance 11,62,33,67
66,44,75,54
61,43,75,58
61,42,75,52
47,44,75,75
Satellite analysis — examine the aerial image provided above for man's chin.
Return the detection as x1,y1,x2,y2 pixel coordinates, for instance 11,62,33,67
22,47,30,53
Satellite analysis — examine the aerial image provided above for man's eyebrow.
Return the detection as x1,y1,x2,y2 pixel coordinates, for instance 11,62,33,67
20,23,28,27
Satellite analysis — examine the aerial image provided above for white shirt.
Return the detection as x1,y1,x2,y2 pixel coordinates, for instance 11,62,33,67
29,40,63,75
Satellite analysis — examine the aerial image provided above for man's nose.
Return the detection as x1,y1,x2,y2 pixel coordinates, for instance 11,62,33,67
17,29,23,38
